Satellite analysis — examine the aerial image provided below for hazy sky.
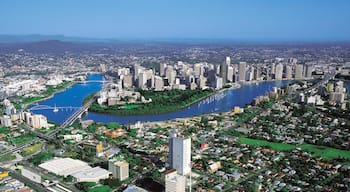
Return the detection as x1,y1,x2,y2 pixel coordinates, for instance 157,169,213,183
1,0,349,41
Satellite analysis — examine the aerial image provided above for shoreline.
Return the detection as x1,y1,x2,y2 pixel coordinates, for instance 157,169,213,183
24,81,78,110
88,83,243,117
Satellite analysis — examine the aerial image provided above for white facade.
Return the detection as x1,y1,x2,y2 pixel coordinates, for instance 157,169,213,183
109,160,129,181
275,64,283,80
171,136,191,175
165,169,186,192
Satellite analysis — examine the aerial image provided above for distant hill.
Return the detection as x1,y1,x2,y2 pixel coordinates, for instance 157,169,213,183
0,34,114,43
0,40,108,54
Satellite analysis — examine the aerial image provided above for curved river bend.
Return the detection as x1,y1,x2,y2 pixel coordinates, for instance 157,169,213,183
30,74,332,125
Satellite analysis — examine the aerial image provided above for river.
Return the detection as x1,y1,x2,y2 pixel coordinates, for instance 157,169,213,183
30,74,350,125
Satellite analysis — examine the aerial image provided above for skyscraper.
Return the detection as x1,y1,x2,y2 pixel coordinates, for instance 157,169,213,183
220,57,229,84
275,63,283,80
165,169,186,192
238,62,247,81
168,129,191,175
295,64,304,79
285,65,293,79
305,65,313,78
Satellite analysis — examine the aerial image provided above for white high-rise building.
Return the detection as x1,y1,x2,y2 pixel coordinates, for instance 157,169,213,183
168,130,191,175
154,76,164,91
108,160,129,181
165,169,186,192
275,64,283,80
285,65,293,79
295,64,304,79
227,66,234,82
160,63,167,76
238,62,247,81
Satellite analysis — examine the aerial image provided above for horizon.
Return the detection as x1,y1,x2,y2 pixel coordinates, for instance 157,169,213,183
1,0,350,42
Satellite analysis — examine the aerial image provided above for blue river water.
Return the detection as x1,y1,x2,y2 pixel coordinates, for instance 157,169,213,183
30,74,350,125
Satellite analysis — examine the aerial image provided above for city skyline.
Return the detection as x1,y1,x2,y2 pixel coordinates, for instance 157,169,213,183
1,0,350,42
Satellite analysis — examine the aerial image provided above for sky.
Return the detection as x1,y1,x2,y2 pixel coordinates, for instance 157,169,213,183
0,0,350,41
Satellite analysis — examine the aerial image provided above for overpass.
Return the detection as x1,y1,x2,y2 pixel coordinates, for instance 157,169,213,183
0,93,99,156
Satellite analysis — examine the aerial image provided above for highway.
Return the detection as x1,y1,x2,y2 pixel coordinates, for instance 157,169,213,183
0,94,98,157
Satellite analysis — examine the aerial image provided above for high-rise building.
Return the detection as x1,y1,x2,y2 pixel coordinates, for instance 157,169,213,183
238,62,247,81
227,66,234,82
122,75,133,88
154,76,164,91
108,160,129,181
160,63,167,76
285,65,293,79
168,130,191,175
254,66,261,80
220,57,229,84
275,64,283,80
0,115,12,127
100,64,107,73
165,66,176,86
305,65,313,78
164,169,186,192
295,64,304,79
27,114,48,129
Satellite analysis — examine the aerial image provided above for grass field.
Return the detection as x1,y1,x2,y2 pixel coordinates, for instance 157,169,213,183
239,137,350,160
123,104,140,110
0,153,16,162
21,143,43,156
9,135,35,145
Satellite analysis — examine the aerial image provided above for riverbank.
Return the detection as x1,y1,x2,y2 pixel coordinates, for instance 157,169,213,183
89,88,216,116
18,80,78,110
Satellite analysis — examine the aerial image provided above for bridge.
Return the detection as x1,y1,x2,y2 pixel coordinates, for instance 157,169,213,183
0,93,99,157
78,80,109,84
29,105,80,111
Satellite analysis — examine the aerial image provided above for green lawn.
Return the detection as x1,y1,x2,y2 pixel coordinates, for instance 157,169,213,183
88,185,111,192
123,104,140,110
9,135,35,145
239,137,350,160
21,143,43,156
0,154,16,162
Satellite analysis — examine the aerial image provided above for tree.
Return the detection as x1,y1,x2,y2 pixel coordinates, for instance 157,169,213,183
107,122,120,130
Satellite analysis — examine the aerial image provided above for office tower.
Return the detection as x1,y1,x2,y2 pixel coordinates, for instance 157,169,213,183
220,57,230,84
122,75,133,88
194,63,202,76
295,64,304,79
238,62,247,81
100,64,107,73
165,66,176,86
271,63,276,75
154,76,164,91
168,129,191,175
285,65,293,79
254,66,261,80
108,160,129,181
198,75,207,89
275,64,283,80
138,72,147,89
214,76,223,89
165,169,186,192
305,65,313,78
227,66,234,82
160,63,167,76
